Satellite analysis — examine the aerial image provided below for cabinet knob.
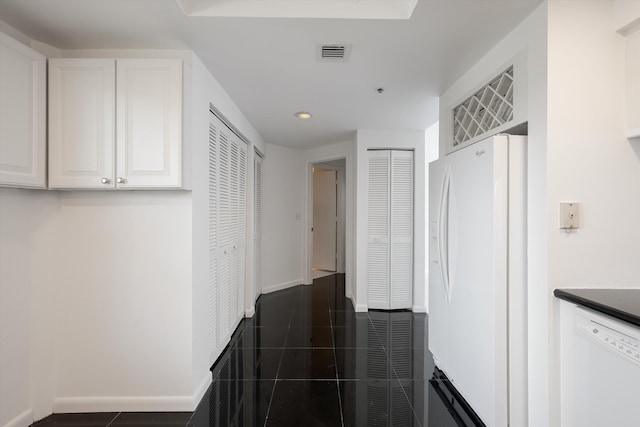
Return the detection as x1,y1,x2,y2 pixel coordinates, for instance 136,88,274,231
101,177,111,184
116,177,126,184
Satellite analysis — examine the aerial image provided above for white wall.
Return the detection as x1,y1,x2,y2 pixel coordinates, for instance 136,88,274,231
547,1,639,287
50,192,193,412
261,143,304,293
0,188,59,427
355,129,427,312
547,2,640,423
438,4,548,425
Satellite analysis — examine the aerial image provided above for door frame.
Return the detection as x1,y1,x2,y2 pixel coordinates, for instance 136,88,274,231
302,152,353,294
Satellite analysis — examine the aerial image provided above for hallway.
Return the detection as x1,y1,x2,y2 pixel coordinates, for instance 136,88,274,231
33,275,476,426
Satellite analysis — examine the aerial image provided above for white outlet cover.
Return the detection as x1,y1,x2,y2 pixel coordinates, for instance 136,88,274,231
559,202,580,229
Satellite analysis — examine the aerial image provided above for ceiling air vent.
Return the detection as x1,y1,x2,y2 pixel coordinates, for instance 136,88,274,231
317,43,352,62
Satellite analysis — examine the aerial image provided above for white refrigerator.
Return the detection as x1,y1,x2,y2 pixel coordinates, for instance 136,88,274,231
428,134,528,427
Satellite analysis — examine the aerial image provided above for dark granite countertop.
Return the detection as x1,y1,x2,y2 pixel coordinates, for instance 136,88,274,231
554,288,640,328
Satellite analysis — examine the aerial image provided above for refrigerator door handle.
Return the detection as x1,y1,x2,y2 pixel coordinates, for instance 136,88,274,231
438,168,452,301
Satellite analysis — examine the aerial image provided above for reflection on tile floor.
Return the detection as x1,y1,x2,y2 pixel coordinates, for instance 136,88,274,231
31,274,478,426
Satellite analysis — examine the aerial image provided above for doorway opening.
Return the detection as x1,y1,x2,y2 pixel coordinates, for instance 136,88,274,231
311,159,346,281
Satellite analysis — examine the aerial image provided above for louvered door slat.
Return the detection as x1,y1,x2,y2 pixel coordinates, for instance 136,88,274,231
230,138,239,243
367,151,391,309
367,154,390,238
367,385,389,427
208,113,219,364
391,385,412,427
219,131,232,247
390,316,413,378
208,256,218,364
254,153,263,295
238,141,247,241
390,151,413,310
218,254,231,345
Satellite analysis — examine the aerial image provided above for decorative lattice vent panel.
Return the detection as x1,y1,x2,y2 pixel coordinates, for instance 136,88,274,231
452,66,514,147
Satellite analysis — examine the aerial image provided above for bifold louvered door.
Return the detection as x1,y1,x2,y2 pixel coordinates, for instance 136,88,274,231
254,152,263,296
208,111,247,365
367,150,414,310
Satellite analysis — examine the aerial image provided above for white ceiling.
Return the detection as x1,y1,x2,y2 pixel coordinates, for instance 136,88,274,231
176,0,419,19
0,0,543,149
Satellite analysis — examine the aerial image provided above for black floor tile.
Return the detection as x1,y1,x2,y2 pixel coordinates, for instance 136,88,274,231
31,413,118,426
285,326,335,347
339,379,423,427
237,326,289,349
277,348,337,380
290,309,332,327
110,412,192,426
265,380,342,427
239,347,284,380
188,379,274,427
334,346,396,380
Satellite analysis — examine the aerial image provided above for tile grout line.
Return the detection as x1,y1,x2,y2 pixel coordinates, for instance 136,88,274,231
104,412,121,427
262,309,294,427
329,307,346,427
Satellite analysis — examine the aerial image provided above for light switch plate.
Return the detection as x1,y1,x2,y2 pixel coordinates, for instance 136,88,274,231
559,202,580,229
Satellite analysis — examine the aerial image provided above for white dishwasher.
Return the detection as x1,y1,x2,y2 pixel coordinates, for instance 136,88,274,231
560,302,640,427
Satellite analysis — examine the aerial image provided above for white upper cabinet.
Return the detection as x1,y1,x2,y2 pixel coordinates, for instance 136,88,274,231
49,58,183,189
49,59,115,188
0,32,46,188
116,59,182,188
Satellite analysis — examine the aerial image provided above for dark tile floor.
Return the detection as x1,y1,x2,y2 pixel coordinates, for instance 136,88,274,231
32,274,477,427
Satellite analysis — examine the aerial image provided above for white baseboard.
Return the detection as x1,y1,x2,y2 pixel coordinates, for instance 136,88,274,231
3,409,32,427
53,394,196,413
413,305,427,313
355,303,368,312
261,279,302,294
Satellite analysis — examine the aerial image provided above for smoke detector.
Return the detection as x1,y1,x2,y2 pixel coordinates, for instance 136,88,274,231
317,44,352,62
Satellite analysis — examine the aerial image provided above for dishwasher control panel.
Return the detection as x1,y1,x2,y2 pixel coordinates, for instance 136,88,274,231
575,312,640,365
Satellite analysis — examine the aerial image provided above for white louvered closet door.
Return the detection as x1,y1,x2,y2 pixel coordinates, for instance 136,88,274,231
218,125,232,346
254,153,263,297
390,150,414,310
209,111,248,352
208,113,219,365
234,133,247,323
367,151,391,309
366,150,414,310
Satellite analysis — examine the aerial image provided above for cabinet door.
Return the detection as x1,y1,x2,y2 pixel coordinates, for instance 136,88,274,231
49,58,115,188
0,32,46,188
116,59,182,188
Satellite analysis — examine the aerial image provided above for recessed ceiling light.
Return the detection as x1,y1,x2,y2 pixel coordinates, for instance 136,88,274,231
295,111,312,119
